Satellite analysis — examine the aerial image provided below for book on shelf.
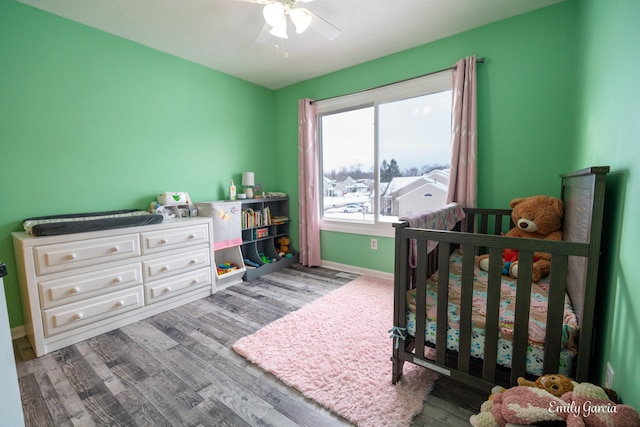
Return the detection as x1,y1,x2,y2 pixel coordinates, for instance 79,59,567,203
271,215,289,224
242,207,272,229
254,228,268,239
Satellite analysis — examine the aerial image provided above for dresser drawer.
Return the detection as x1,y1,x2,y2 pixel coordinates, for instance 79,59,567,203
38,263,143,310
142,248,210,282
145,268,211,305
140,224,209,255
43,286,144,337
34,234,140,276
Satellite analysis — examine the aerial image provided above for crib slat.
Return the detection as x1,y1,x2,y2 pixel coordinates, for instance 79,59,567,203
483,247,502,382
436,243,451,366
543,254,569,374
479,214,489,235
510,251,534,385
457,247,476,374
414,239,429,361
493,215,503,236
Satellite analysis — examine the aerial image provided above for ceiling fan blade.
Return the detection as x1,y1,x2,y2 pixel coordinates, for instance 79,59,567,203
304,8,341,40
254,22,272,43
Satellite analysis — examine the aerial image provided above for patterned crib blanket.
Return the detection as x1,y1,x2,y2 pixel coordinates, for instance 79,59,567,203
406,249,579,375
400,203,466,268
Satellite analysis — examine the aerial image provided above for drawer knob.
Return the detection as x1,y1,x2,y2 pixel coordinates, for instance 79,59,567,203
191,279,199,284
113,276,122,284
69,286,80,294
162,287,171,294
111,246,120,253
190,259,197,265
114,300,125,308
188,234,196,239
161,266,170,272
72,313,84,321
67,253,77,260
160,239,168,244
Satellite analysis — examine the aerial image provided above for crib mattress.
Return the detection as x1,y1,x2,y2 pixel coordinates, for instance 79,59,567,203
406,249,578,376
24,209,164,236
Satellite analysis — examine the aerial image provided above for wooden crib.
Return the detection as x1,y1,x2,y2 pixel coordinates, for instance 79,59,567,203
391,166,609,392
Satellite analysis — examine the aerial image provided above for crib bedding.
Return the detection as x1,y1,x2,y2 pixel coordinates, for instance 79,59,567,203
24,209,164,236
406,249,579,376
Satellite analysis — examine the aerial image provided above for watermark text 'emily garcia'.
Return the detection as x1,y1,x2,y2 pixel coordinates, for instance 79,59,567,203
549,400,618,418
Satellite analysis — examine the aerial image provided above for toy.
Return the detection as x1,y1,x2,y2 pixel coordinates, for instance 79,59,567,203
470,381,640,427
517,374,574,397
477,195,564,282
277,236,290,256
217,262,238,275
560,382,640,427
259,253,276,264
244,258,260,268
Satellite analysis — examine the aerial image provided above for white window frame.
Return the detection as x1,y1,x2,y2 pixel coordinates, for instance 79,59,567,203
315,70,453,238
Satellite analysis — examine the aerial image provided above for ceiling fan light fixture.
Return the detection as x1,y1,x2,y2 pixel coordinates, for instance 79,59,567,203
290,8,311,34
269,17,289,39
263,2,285,28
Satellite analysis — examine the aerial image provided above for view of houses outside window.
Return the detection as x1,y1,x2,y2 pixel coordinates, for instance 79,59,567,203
320,89,452,224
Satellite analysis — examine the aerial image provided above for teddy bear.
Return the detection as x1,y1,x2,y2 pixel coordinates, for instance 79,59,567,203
277,236,290,256
517,374,574,397
477,195,564,282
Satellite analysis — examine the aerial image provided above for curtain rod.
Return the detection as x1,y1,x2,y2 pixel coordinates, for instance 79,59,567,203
310,57,485,104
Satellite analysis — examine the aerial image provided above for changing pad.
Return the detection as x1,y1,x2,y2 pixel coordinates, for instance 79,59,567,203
24,209,164,236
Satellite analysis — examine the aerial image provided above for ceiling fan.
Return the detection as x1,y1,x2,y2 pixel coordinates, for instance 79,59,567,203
235,0,341,42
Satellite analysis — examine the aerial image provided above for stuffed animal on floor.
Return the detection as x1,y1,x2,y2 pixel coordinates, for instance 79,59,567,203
517,374,574,397
470,381,640,427
277,236,290,256
477,195,564,282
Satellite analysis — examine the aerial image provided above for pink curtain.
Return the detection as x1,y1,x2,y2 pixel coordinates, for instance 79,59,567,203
298,98,321,266
447,55,478,208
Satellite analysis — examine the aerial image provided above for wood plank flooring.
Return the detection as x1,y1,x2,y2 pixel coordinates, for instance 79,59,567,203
13,265,485,426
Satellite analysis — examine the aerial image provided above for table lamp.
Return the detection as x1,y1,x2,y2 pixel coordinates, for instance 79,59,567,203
242,172,255,199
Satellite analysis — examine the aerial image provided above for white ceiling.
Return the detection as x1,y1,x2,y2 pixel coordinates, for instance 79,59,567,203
17,0,564,90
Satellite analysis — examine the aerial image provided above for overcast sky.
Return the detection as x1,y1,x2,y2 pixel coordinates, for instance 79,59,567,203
321,90,452,174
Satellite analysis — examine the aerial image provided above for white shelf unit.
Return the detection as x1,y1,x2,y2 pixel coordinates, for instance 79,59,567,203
196,201,246,288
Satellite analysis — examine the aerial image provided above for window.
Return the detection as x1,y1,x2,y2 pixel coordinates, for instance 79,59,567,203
316,70,453,237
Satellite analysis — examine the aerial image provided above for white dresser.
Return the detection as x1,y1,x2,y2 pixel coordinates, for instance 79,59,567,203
12,217,215,357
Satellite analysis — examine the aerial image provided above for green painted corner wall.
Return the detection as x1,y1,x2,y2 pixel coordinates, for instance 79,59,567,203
0,0,276,327
573,0,640,410
274,1,578,273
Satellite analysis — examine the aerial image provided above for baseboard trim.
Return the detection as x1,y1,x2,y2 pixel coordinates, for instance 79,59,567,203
11,325,25,340
320,261,393,281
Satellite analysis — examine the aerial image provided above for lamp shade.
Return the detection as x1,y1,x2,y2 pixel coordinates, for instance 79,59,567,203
269,17,288,39
242,172,255,187
263,2,285,27
290,8,311,34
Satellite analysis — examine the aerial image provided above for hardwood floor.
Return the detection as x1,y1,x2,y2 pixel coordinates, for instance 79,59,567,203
13,265,485,426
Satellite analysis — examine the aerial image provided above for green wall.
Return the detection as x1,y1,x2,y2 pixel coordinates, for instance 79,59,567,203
0,0,276,327
275,2,578,273
573,0,640,410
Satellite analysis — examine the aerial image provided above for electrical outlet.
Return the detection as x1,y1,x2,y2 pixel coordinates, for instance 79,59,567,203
605,362,615,389
370,238,378,250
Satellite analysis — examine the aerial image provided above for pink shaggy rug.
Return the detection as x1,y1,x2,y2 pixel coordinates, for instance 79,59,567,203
232,275,438,427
